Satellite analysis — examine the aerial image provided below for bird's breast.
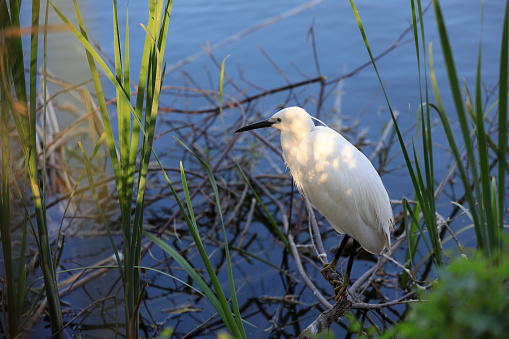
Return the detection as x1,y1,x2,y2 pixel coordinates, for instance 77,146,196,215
280,131,304,174
293,128,393,254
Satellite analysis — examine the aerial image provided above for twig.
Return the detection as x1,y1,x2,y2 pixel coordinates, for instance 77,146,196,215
440,214,468,258
141,133,240,258
370,111,398,162
289,234,333,309
52,295,115,336
238,197,256,249
296,291,418,339
158,75,327,114
304,196,326,263
249,174,332,308
180,271,253,339
351,292,418,310
349,235,406,297
296,297,351,339
24,255,119,331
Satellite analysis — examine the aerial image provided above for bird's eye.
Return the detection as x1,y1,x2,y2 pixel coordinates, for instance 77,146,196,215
277,118,282,122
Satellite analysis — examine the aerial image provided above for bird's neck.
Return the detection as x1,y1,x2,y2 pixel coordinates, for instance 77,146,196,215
280,129,307,172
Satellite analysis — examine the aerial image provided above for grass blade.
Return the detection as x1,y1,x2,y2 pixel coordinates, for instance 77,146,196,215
143,232,234,327
178,163,242,338
473,2,497,255
432,0,483,247
2,1,64,335
177,142,246,338
348,0,441,265
0,45,18,336
78,141,125,285
497,0,509,252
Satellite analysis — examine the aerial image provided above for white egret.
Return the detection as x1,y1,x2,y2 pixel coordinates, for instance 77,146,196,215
235,107,393,299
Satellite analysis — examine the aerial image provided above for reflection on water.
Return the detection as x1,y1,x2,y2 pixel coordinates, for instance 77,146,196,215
12,0,507,337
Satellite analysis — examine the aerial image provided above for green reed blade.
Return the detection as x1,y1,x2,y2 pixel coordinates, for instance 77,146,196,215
78,141,125,285
2,0,64,336
177,141,246,338
432,0,482,241
497,0,509,249
404,200,433,258
57,133,106,259
143,232,231,317
60,0,124,208
349,0,441,265
474,2,497,256
148,141,245,337
0,1,28,137
0,49,18,337
180,163,243,338
112,0,129,224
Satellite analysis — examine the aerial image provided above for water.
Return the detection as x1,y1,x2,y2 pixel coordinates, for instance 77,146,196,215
15,0,507,337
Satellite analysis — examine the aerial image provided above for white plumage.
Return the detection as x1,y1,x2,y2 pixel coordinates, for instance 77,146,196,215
238,106,393,255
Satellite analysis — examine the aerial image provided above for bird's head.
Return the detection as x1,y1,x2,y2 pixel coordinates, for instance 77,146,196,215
235,107,315,137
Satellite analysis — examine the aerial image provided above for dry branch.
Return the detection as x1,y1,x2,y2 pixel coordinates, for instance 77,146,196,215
296,296,352,339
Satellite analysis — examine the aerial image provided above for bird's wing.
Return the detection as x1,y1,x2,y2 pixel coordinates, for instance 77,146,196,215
294,127,392,253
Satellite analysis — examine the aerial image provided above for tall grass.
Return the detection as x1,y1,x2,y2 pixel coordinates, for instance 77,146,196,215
348,0,442,269
1,1,64,337
53,1,246,337
144,58,247,338
51,0,173,337
347,0,508,267
143,151,247,338
429,0,508,260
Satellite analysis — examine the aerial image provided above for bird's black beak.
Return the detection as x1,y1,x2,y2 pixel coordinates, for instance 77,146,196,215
235,119,275,133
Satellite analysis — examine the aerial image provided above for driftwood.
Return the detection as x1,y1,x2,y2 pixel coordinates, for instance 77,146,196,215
297,296,352,339
296,291,420,338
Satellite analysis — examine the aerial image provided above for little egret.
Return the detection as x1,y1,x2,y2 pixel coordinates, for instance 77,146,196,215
235,107,393,299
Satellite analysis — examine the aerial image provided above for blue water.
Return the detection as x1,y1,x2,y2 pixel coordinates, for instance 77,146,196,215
41,0,505,161
17,0,507,337
40,0,505,125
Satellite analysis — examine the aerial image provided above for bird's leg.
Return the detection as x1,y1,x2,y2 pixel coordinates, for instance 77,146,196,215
332,239,359,301
321,235,350,282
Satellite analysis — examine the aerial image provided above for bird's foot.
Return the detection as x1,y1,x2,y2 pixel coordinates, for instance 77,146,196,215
321,259,350,302
332,273,349,302
320,259,338,283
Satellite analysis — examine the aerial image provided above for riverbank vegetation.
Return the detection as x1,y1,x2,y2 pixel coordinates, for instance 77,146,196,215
1,0,507,338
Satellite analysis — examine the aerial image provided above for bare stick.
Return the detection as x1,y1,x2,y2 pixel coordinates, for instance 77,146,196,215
296,297,351,339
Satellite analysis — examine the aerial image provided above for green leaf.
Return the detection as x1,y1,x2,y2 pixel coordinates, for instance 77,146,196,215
497,0,509,251
143,232,239,336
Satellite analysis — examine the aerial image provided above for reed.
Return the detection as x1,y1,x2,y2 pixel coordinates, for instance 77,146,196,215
1,1,63,337
143,154,247,338
429,0,508,260
348,0,508,268
144,57,248,338
51,0,173,337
